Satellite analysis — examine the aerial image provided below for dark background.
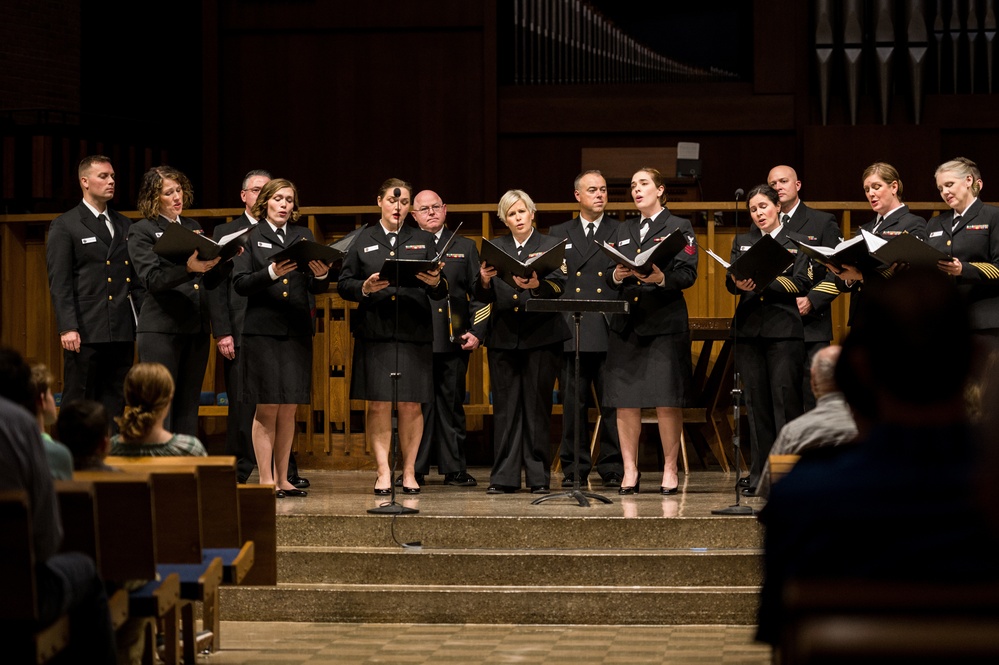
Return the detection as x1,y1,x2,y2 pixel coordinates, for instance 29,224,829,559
3,0,998,215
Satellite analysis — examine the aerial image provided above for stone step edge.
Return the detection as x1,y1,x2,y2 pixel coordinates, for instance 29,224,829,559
231,583,761,593
277,545,764,555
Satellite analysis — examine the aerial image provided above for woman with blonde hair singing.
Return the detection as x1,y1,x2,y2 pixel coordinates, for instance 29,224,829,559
110,362,207,456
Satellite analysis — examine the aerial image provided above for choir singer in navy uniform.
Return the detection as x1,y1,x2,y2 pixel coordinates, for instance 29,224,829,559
337,179,447,495
408,189,487,487
128,166,221,436
726,184,812,497
605,168,698,495
232,178,329,497
931,157,999,342
46,155,143,431
477,189,569,495
548,170,624,488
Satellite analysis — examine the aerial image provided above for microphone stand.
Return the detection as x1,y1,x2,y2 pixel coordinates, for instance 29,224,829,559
369,219,418,516
713,188,756,516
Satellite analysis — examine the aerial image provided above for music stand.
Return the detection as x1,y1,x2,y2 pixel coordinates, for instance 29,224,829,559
524,298,628,507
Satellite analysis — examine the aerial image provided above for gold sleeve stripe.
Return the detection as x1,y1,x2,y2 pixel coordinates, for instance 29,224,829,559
775,276,799,293
878,266,894,279
970,262,999,279
811,283,842,295
545,280,562,293
472,304,491,324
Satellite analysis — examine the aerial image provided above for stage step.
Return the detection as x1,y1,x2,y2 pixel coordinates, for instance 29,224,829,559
222,510,764,625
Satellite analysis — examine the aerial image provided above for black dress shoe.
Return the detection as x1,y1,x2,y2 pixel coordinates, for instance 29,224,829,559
660,486,679,495
395,473,425,487
402,486,420,495
530,485,550,495
444,472,477,486
373,487,392,496
486,484,518,494
602,473,623,488
618,472,641,495
275,489,286,499
289,475,310,489
738,476,751,488
561,474,588,488
281,488,308,497
741,486,757,497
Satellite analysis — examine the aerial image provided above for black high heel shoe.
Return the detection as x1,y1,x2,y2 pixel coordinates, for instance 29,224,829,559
660,485,678,495
373,486,392,496
618,472,641,495
402,486,420,495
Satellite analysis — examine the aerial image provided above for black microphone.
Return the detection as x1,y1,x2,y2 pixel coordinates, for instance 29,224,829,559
393,187,401,198
734,188,745,201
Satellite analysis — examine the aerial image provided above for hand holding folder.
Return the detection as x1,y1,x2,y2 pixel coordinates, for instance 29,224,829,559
153,223,251,264
704,234,794,293
270,237,346,273
379,222,463,288
479,237,567,289
598,229,688,276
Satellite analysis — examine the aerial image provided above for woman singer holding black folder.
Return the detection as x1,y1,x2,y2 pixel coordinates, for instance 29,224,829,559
477,189,568,494
931,158,999,341
128,166,221,436
605,168,698,495
726,184,812,497
232,179,329,497
823,162,927,323
337,178,446,495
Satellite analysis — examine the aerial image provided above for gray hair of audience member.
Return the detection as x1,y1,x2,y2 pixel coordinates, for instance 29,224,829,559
497,189,537,220
840,267,971,407
810,345,841,397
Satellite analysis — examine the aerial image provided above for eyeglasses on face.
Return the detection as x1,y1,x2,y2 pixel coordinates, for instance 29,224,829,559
414,204,444,215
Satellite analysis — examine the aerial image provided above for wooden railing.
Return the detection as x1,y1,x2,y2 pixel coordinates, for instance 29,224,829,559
0,201,949,468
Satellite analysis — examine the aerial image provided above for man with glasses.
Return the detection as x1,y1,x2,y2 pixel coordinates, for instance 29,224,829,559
405,189,488,486
210,169,307,487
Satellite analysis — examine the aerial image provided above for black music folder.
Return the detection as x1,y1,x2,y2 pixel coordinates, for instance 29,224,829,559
704,234,794,293
864,229,950,268
153,223,251,263
379,223,464,288
598,229,688,276
270,237,346,272
793,234,876,272
479,237,567,289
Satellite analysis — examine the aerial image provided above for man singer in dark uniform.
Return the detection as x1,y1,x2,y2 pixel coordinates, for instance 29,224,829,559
209,170,308,487
407,189,487,487
766,165,842,412
46,155,142,431
548,170,624,487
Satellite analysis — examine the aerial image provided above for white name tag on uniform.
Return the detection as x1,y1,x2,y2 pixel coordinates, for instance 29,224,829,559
154,232,163,238
930,230,944,238
364,244,379,253
618,238,631,246
81,236,97,244
257,241,272,249
740,245,752,250
565,243,572,249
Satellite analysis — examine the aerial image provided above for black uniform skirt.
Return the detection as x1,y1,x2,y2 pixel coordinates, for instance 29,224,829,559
350,338,433,403
240,334,312,404
604,329,692,408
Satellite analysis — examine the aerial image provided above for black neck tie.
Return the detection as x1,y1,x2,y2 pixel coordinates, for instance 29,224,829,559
98,213,113,238
640,219,650,241
516,245,523,259
276,227,285,244
586,222,595,243
952,215,962,233
388,232,397,247
872,216,884,234
781,213,790,226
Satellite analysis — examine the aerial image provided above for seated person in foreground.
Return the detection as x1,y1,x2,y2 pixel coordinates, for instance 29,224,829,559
756,345,857,498
110,362,207,457
57,399,116,471
756,268,999,646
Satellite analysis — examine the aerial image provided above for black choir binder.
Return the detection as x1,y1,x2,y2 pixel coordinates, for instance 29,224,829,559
598,229,689,276
479,237,567,289
704,234,794,293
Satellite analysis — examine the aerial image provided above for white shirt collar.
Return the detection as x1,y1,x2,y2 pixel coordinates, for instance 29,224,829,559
515,229,535,249
783,201,800,221
579,212,604,229
958,198,978,217
246,211,259,225
81,199,108,219
881,203,905,220
266,220,286,235
768,223,785,240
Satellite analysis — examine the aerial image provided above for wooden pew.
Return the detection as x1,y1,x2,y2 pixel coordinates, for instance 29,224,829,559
103,456,267,652
768,453,801,486
59,475,182,665
0,490,71,664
